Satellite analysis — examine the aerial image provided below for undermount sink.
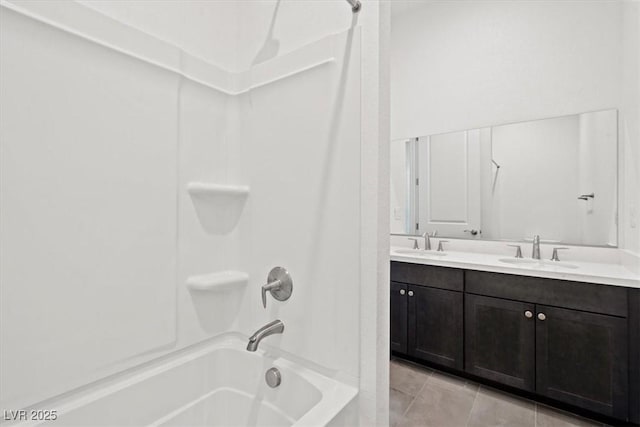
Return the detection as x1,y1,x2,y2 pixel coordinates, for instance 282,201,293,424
498,258,538,265
498,258,579,269
394,249,447,257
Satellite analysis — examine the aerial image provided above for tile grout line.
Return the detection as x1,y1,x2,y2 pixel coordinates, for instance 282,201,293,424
394,361,607,427
390,361,432,427
399,368,432,423
397,393,417,426
464,384,482,427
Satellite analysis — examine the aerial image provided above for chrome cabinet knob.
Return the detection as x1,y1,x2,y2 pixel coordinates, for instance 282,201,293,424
408,290,414,297
524,310,533,318
400,289,406,295
538,313,546,321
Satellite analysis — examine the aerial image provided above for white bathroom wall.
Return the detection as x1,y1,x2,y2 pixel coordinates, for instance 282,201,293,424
391,0,622,140
390,139,408,233
0,4,182,408
620,0,640,254
391,0,639,256
77,0,241,71
0,0,390,423
356,4,391,423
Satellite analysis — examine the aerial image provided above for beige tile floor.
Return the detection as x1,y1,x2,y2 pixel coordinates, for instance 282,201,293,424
390,358,611,427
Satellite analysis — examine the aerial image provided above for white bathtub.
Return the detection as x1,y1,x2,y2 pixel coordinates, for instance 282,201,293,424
17,335,358,427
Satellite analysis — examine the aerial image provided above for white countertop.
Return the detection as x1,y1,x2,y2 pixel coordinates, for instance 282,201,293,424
391,246,640,288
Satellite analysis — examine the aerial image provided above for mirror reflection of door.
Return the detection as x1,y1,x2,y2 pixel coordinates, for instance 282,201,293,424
395,109,618,246
414,130,482,238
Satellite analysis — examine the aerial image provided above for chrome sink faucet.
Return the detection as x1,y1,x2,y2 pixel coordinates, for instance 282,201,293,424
532,235,541,260
246,319,284,352
422,230,437,250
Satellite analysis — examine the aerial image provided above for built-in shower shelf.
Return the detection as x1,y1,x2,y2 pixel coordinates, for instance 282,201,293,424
187,182,249,234
186,271,249,291
187,182,249,198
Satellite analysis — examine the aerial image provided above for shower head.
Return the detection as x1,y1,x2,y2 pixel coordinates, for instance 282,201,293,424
345,0,361,13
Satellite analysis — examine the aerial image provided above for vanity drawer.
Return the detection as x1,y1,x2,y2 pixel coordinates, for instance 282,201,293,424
465,270,628,317
391,262,463,291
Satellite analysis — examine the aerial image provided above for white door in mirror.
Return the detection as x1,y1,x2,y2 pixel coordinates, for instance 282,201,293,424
415,130,482,237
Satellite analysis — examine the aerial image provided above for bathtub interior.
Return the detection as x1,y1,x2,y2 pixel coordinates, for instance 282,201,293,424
26,337,353,427
153,388,296,427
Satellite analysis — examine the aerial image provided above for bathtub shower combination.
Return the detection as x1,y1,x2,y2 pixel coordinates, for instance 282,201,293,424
14,336,357,427
0,0,365,425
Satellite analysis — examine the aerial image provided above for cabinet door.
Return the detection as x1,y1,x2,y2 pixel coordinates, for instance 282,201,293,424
408,285,463,369
391,282,408,354
465,294,535,391
536,305,628,419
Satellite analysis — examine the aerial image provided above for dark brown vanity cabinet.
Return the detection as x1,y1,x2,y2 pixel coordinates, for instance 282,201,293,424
465,294,536,391
535,305,628,419
390,262,464,370
465,294,628,419
408,284,463,369
465,271,631,420
391,262,639,423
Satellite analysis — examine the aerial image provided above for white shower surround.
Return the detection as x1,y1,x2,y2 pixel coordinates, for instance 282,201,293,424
0,0,391,423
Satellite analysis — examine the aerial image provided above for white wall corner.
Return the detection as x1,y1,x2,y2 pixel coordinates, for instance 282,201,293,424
359,0,391,425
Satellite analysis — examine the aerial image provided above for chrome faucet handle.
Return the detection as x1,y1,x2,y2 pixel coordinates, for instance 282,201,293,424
408,238,419,250
550,247,569,262
507,244,523,258
437,240,449,252
261,267,293,309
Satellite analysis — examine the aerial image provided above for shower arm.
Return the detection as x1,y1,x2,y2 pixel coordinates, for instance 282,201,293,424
345,0,361,13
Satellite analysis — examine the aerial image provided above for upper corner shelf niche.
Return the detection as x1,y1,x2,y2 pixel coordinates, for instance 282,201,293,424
187,182,249,234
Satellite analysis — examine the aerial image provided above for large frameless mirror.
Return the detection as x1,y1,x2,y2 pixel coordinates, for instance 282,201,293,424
391,109,618,247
